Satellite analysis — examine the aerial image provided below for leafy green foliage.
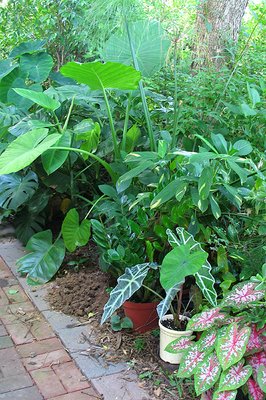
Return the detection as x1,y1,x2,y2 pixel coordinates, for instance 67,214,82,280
0,171,38,210
62,208,91,252
17,230,65,285
14,88,61,111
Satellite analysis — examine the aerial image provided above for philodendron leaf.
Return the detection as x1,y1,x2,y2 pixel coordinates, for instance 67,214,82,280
167,228,217,307
42,130,71,175
62,208,91,252
13,88,61,111
194,353,221,395
165,336,195,354
257,366,266,393
0,171,38,210
0,128,61,175
221,281,265,309
16,230,65,285
177,345,205,378
218,359,252,391
198,166,213,200
216,323,251,370
213,391,237,400
150,178,186,209
61,61,141,90
247,378,264,400
186,308,227,332
156,282,184,319
101,263,153,324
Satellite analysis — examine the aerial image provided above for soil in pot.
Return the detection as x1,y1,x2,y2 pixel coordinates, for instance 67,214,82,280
160,317,187,331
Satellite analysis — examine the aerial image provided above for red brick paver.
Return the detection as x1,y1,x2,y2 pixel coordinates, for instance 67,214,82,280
0,257,101,400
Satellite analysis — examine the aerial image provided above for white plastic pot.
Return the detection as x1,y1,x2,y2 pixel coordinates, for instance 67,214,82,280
159,314,192,364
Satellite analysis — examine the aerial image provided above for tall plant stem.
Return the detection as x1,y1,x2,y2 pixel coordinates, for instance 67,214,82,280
142,284,175,316
121,92,132,152
102,88,120,160
125,21,156,152
52,146,117,183
174,284,183,329
172,40,179,147
63,96,75,132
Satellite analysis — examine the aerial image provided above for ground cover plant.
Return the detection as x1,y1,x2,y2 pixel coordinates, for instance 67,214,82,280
0,0,265,398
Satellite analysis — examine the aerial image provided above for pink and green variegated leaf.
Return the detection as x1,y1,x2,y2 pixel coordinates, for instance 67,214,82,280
222,282,265,309
218,359,252,391
246,325,264,355
194,352,221,395
165,336,195,354
177,345,205,378
213,390,237,400
216,323,251,370
247,351,266,380
247,378,264,400
201,390,213,400
186,308,227,332
257,365,266,393
198,328,217,353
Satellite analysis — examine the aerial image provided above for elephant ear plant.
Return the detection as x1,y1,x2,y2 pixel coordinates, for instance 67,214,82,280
166,277,266,399
101,227,217,327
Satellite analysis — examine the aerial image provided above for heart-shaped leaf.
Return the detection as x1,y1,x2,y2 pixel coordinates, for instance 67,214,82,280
13,88,61,111
0,128,60,175
247,351,266,380
16,230,65,285
187,308,226,332
197,328,217,353
246,325,264,355
20,52,53,82
257,366,266,393
61,61,141,90
216,323,251,370
194,353,221,395
221,281,265,309
218,359,252,391
42,131,71,175
62,208,91,252
165,336,195,354
177,345,205,378
0,171,38,210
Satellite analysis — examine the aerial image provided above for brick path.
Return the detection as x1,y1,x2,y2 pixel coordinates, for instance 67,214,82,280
0,257,102,400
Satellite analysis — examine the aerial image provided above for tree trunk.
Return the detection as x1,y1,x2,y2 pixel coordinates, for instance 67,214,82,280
194,0,249,69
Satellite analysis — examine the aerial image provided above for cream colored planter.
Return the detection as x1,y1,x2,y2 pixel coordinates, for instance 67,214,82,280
159,314,192,364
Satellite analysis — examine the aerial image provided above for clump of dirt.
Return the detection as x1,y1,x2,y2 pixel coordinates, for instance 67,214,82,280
47,267,109,318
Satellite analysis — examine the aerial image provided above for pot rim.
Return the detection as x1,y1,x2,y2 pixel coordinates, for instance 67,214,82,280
159,314,192,335
123,300,160,309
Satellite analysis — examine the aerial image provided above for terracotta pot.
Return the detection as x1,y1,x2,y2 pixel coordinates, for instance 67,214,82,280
123,301,159,333
159,314,192,364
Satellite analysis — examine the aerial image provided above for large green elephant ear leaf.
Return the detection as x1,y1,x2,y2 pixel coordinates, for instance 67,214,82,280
0,59,18,80
60,61,141,90
101,263,155,324
62,208,91,252
0,128,61,175
13,88,61,111
20,52,53,82
9,40,46,58
0,171,38,210
16,230,65,285
170,228,218,307
101,20,170,77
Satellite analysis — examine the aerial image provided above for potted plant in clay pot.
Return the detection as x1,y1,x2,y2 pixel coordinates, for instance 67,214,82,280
100,227,218,364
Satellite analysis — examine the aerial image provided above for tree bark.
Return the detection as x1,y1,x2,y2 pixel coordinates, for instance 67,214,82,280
194,0,249,69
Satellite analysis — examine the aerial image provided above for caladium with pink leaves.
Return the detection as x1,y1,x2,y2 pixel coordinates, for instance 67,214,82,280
247,378,264,400
194,352,221,395
222,282,264,309
164,336,195,354
213,391,237,400
218,359,252,391
177,344,205,378
186,307,227,331
167,278,265,399
216,323,251,370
